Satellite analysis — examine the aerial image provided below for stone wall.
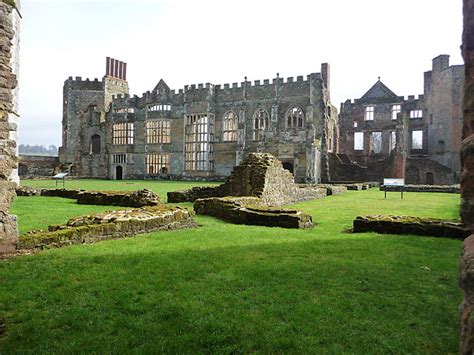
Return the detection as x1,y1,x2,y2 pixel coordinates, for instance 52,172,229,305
353,215,469,240
194,197,313,229
168,153,327,205
18,206,196,250
460,0,474,353
16,186,162,208
0,1,19,255
18,155,60,178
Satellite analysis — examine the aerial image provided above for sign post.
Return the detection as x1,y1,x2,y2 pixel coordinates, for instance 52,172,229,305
383,178,405,199
52,173,69,188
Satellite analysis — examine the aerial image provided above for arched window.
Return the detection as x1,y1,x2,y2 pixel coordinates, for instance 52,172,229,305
253,109,269,140
222,111,238,141
90,134,101,154
286,107,304,129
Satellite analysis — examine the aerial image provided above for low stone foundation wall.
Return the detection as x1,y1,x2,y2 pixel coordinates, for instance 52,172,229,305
194,197,313,229
353,215,469,239
16,186,161,207
76,189,161,207
311,184,348,196
19,206,196,249
380,184,460,193
167,185,225,203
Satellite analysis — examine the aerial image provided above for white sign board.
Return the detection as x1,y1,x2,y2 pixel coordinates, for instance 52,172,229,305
384,178,404,186
52,173,68,179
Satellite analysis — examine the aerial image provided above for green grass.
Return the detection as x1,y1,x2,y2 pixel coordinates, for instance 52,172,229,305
0,180,463,353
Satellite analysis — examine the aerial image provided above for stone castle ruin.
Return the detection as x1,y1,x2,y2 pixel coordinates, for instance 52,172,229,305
55,54,464,186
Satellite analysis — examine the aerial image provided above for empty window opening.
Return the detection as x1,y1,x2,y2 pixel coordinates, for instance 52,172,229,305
390,131,397,151
410,110,423,119
148,104,171,112
391,105,401,120
185,114,215,171
286,107,304,129
353,121,358,128
371,131,382,153
90,134,101,154
112,123,134,145
114,107,135,114
365,106,374,121
222,111,238,141
146,120,171,144
146,154,170,175
354,132,364,151
412,130,423,149
253,109,270,140
112,154,127,164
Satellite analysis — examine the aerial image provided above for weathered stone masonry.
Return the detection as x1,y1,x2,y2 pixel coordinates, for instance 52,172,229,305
460,0,474,353
60,60,337,183
0,0,20,255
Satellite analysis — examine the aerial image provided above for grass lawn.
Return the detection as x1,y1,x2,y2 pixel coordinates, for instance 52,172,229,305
0,180,463,353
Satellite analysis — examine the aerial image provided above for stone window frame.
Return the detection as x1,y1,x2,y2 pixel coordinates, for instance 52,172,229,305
90,134,101,154
253,108,270,141
389,131,397,151
222,111,238,142
411,130,423,150
146,120,171,144
285,107,304,129
354,131,364,151
112,122,134,145
370,131,382,154
365,106,375,121
146,153,170,175
148,104,171,112
391,104,401,120
184,113,215,171
112,154,127,164
410,109,423,119
114,107,135,114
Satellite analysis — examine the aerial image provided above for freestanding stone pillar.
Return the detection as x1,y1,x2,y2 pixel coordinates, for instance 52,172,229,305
0,0,20,255
459,0,474,353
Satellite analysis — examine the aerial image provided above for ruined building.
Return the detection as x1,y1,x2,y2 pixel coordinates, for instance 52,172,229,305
59,58,337,183
334,55,464,185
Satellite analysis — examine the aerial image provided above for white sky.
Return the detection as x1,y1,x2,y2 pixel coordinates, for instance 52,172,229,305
19,0,463,146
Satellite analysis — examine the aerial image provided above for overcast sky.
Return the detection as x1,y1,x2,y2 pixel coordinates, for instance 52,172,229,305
19,0,463,146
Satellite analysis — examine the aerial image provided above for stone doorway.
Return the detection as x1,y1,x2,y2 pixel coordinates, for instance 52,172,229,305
282,162,294,175
115,165,123,180
426,172,434,185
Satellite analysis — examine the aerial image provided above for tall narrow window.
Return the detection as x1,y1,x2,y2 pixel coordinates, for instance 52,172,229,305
222,111,238,142
390,131,396,151
365,106,374,121
412,130,423,149
112,123,134,145
354,132,364,151
391,105,401,120
112,154,127,164
146,154,170,174
184,114,214,171
90,134,101,154
371,132,382,153
286,107,304,129
253,109,269,140
146,120,171,144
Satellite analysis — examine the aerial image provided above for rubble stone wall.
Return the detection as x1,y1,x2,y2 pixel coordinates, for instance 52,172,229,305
194,197,313,229
0,1,19,254
380,184,460,193
353,215,469,240
19,206,196,249
18,155,59,178
460,0,474,353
